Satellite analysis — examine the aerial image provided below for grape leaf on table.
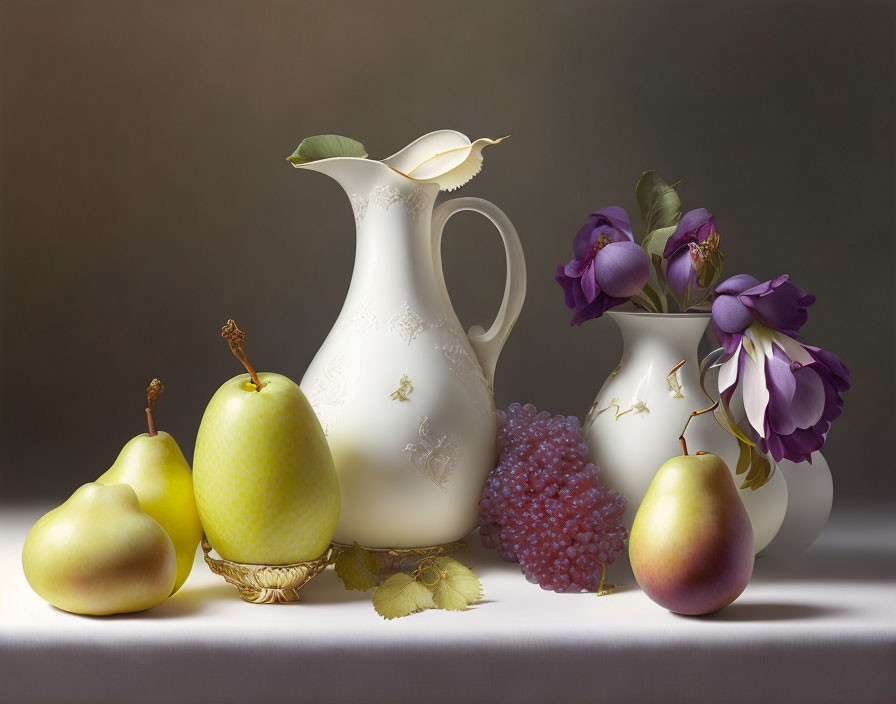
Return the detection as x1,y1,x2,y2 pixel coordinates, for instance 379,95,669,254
372,573,435,619
334,543,380,591
430,557,482,611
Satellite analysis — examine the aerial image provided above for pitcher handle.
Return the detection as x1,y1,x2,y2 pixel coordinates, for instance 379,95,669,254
431,197,527,386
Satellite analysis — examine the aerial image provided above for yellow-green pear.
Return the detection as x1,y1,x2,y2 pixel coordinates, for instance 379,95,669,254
192,320,339,565
22,483,177,615
97,379,202,594
630,452,754,615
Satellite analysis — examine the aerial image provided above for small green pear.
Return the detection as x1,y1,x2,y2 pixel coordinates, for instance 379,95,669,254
22,483,177,615
97,379,202,594
630,452,754,615
192,320,339,565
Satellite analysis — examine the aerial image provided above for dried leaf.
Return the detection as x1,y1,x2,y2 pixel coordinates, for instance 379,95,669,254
286,134,367,164
372,573,435,619
735,437,752,476
334,543,380,591
740,445,773,490
429,557,482,611
718,397,772,490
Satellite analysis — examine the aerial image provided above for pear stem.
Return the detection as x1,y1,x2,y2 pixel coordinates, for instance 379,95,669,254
678,401,720,456
221,319,263,390
145,379,164,437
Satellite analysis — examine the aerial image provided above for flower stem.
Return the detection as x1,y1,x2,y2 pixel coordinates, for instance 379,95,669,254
221,319,263,390
145,379,164,437
678,401,720,455
630,292,658,313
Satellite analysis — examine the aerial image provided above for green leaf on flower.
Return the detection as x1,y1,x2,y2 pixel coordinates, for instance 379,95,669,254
640,225,676,310
334,542,380,591
429,557,482,611
286,134,368,164
372,572,435,619
636,170,682,233
641,225,677,261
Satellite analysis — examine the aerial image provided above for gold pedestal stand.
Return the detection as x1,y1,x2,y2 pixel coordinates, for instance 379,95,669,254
330,541,466,573
202,539,330,604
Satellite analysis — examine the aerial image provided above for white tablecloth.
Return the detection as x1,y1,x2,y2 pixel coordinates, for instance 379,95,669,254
1,504,894,704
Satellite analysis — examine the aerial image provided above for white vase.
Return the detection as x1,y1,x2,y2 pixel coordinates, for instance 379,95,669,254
763,451,833,559
583,311,788,553
293,132,526,549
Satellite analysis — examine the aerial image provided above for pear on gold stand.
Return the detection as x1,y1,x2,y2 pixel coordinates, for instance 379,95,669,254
192,320,340,603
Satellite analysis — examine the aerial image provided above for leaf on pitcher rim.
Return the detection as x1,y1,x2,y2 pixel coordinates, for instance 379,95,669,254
372,573,435,619
286,134,368,165
334,542,380,591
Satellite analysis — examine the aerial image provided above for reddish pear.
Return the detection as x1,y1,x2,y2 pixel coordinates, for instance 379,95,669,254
629,452,754,615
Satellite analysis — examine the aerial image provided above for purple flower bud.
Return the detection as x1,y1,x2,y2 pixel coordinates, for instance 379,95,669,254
711,274,816,352
556,207,649,325
738,275,816,337
594,241,652,297
662,208,718,259
662,209,722,309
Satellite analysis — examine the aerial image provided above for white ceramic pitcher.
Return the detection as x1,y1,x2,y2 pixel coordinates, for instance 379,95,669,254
293,131,526,548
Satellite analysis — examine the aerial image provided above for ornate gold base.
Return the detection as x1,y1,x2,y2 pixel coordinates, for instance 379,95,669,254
201,539,330,604
330,540,465,573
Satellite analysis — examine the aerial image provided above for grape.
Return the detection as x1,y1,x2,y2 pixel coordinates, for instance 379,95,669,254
478,402,627,592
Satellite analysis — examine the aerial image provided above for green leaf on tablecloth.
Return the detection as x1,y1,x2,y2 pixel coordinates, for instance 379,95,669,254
334,542,380,591
286,134,368,164
636,170,682,233
429,557,482,611
372,573,435,619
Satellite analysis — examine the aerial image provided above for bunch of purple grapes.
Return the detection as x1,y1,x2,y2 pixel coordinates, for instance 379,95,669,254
479,402,627,592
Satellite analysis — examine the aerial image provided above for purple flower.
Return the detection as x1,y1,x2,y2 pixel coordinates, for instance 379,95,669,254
717,324,850,464
555,207,650,325
711,274,816,353
662,208,723,309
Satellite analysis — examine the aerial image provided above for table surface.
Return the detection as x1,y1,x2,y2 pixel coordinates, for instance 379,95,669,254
1,504,894,704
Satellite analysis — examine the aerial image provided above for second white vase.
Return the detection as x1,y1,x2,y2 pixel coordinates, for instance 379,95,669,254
763,451,833,559
583,311,788,553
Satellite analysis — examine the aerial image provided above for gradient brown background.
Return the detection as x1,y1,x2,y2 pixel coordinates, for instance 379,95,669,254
1,0,893,508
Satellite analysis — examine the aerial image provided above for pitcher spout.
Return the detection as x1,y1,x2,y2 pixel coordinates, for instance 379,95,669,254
288,130,507,196
290,157,403,198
